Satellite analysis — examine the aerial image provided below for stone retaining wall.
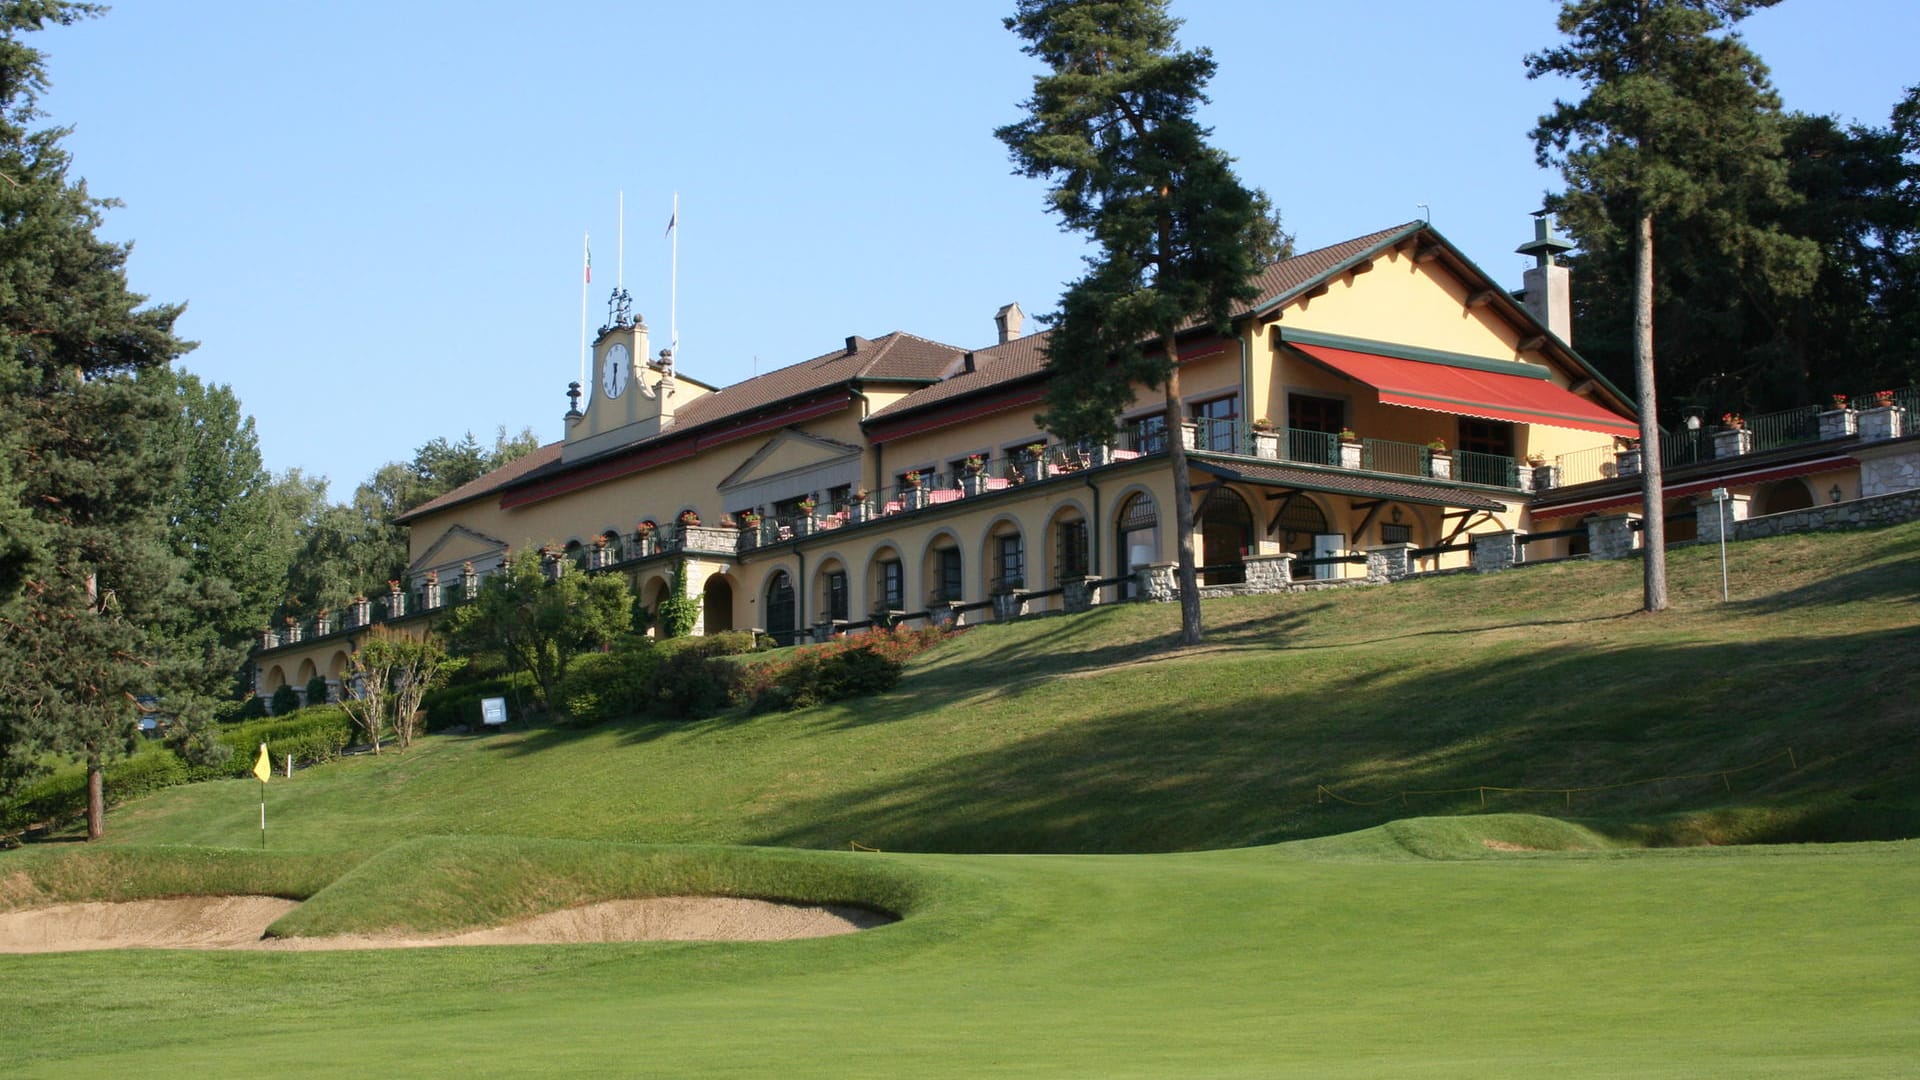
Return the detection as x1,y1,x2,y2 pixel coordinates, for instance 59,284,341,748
1729,487,1920,541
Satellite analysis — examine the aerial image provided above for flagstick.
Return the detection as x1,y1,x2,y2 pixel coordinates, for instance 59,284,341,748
259,778,266,849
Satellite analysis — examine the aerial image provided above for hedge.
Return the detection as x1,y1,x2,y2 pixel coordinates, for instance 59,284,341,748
1,749,188,836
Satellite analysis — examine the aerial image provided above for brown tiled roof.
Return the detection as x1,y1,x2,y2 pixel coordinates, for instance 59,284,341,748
395,331,963,522
1193,458,1511,511
867,223,1429,423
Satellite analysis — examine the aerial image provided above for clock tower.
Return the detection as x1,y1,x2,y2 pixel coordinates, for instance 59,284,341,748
564,288,712,463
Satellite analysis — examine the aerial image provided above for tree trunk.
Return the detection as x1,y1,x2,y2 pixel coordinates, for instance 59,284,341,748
86,756,104,841
1162,335,1203,646
1635,211,1669,613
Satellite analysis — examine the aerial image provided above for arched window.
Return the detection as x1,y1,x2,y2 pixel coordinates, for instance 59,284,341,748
1197,487,1254,584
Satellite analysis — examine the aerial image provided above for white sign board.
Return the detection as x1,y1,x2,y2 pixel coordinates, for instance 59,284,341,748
480,697,509,726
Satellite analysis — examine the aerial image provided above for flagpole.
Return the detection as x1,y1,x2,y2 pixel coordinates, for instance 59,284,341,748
670,192,679,358
579,231,591,390
618,190,625,289
259,778,266,849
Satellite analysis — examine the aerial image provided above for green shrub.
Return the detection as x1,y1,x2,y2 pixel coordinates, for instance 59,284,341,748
1,750,189,835
198,707,355,780
270,683,302,716
304,675,330,707
652,649,745,719
419,671,534,731
557,644,662,725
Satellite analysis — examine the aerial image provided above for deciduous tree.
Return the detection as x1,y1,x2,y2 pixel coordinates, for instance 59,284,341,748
997,0,1280,645
441,549,631,719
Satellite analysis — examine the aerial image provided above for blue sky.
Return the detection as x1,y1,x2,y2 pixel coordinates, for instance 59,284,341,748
38,0,1919,496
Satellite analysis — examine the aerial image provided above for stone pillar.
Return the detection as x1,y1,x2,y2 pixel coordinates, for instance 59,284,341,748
1134,562,1178,602
1251,431,1280,460
961,473,989,496
1713,428,1753,458
350,596,371,628
1242,553,1294,592
1818,408,1858,440
388,581,406,617
314,612,332,637
1339,440,1363,470
259,628,279,650
423,578,442,610
283,618,303,644
1365,542,1416,583
1090,443,1115,468
1062,575,1101,613
1693,492,1751,545
1859,405,1907,442
1428,452,1453,481
905,487,928,511
991,591,1028,621
1530,463,1558,492
1585,513,1642,560
1180,420,1200,451
1471,530,1520,573
1615,448,1642,478
462,563,478,599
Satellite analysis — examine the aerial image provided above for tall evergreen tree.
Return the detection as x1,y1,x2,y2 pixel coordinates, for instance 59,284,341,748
1527,0,1817,614
0,2,196,835
997,0,1279,645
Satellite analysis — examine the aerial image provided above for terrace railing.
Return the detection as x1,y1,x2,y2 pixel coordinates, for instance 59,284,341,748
1454,448,1519,488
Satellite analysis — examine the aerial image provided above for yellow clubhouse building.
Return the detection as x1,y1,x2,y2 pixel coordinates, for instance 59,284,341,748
256,219,1651,700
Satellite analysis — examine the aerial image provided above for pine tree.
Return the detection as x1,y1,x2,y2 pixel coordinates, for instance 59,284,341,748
0,2,195,836
997,0,1279,645
1527,0,1818,613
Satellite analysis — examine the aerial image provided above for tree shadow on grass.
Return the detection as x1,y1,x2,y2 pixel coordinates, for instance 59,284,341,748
739,623,1920,855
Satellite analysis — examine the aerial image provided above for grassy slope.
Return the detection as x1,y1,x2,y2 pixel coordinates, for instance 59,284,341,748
99,522,1920,853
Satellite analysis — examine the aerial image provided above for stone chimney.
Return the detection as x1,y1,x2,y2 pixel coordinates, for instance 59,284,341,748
995,302,1024,345
1516,210,1575,345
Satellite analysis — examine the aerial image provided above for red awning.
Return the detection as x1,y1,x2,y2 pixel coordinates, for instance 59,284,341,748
1291,342,1640,439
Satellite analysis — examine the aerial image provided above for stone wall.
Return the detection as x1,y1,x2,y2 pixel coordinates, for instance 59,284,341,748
1730,488,1920,540
1859,443,1920,498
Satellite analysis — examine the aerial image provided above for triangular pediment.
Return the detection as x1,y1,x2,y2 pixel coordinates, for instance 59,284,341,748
718,428,863,491
408,524,508,575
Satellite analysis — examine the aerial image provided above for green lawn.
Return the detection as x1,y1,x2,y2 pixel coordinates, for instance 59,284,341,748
2,523,1916,1076
2,829,1915,1078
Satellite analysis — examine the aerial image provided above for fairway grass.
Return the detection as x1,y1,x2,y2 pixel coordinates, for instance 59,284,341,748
1,829,1915,1077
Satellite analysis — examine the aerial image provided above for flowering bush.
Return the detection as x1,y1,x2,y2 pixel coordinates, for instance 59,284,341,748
904,470,922,488
1831,393,1849,410
1721,412,1744,430
677,509,700,526
739,625,952,713
1875,389,1896,406
1426,438,1448,452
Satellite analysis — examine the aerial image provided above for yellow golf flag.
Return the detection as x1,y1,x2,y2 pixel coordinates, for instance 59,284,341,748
252,742,271,783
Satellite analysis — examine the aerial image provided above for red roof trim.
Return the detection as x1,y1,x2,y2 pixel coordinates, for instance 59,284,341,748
1530,455,1857,520
500,393,850,509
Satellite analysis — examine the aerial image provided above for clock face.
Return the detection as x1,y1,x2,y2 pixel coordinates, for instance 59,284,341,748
601,344,630,400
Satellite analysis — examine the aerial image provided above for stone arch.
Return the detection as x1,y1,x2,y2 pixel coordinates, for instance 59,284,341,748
701,572,736,636
294,657,318,689
811,554,852,624
1114,488,1160,581
1043,499,1093,586
638,573,672,637
263,664,287,693
1272,493,1337,580
920,528,966,607
866,543,907,618
1197,486,1255,584
979,513,1027,592
1755,478,1814,516
762,570,796,645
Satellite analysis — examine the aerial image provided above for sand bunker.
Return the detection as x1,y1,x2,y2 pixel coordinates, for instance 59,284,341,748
0,896,892,953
